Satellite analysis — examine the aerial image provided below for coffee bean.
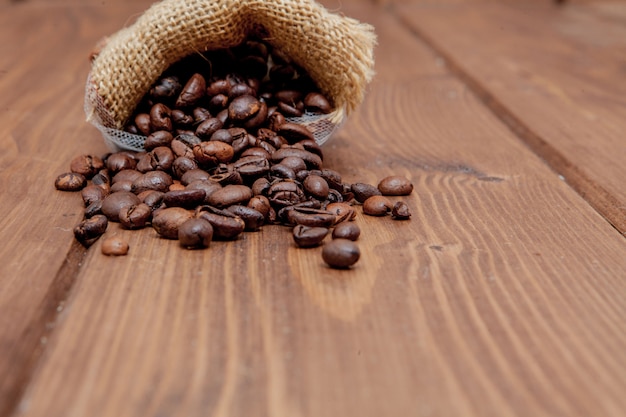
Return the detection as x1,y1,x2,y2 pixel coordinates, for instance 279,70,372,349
135,113,152,135
195,117,223,140
144,131,174,150
276,122,314,143
106,153,137,173
270,164,296,180
332,222,360,241
303,174,329,200
304,92,332,114
233,155,270,178
176,73,206,108
81,184,108,206
271,148,322,170
112,169,142,184
55,172,87,191
152,207,194,239
378,175,413,196
195,206,245,240
101,191,141,222
325,202,356,224
171,156,198,179
268,180,306,208
137,190,165,210
119,202,152,229
228,95,261,122
101,236,130,256
178,218,213,248
362,195,393,216
207,184,253,208
70,154,104,178
225,205,265,231
131,171,173,194
150,76,182,101
74,214,108,246
110,180,133,193
150,103,173,132
84,200,103,218
193,141,234,166
391,201,412,220
351,182,382,203
292,224,329,248
171,109,194,128
322,239,360,268
286,207,336,228
163,188,206,208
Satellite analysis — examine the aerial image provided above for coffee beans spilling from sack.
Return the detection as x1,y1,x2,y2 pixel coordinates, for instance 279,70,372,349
57,39,411,269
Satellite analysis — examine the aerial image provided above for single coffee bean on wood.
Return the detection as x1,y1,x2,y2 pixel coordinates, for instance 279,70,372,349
101,236,130,256
351,182,381,203
322,239,360,268
292,225,328,248
74,214,108,246
362,195,393,216
378,175,413,196
392,201,412,220
55,172,87,191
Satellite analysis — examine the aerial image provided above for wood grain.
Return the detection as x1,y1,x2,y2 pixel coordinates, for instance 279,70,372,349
0,2,150,415
5,2,625,417
392,0,626,235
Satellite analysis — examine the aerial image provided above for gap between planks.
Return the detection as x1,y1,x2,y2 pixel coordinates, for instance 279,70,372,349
388,3,626,238
1,240,87,417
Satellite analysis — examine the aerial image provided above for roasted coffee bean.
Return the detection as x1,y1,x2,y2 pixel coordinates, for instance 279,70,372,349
228,95,261,122
229,83,255,99
277,122,314,143
150,76,182,101
136,153,155,173
176,73,206,108
391,201,412,220
70,154,104,178
119,203,152,229
55,172,86,191
110,180,133,193
286,207,336,228
163,188,207,208
325,202,356,224
332,222,360,241
209,171,243,186
131,171,173,194
251,177,270,196
269,64,296,83
196,206,245,240
171,156,198,179
152,207,194,239
279,156,307,173
378,175,413,196
171,109,194,128
225,205,264,231
295,139,323,159
292,224,328,248
135,113,152,135
208,94,229,113
270,164,296,180
169,182,186,191
322,239,360,268
206,79,231,96
196,117,223,140
85,200,103,218
91,170,110,187
74,214,108,246
233,155,270,178
351,182,382,203
275,89,302,104
277,101,302,117
101,236,130,256
170,138,196,158
144,130,174,150
271,148,322,170
303,174,329,200
180,168,210,185
144,146,175,172
247,195,271,218
106,153,137,173
242,101,268,130
150,103,173,132
267,112,286,131
326,189,343,204
112,169,142,184
178,218,213,248
186,180,222,203
268,180,305,208
210,129,233,144
137,190,165,210
81,184,108,206
193,141,234,165
101,191,141,222
304,92,332,114
207,184,253,208
362,195,393,216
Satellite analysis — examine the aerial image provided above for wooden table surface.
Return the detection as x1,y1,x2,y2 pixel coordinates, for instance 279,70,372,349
1,0,625,416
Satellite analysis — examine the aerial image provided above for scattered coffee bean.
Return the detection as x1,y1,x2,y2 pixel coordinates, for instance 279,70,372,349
74,214,108,246
392,201,412,220
332,222,360,241
101,236,129,256
378,175,413,196
351,182,381,203
55,172,87,191
322,239,360,268
362,195,393,216
292,225,328,248
70,154,104,178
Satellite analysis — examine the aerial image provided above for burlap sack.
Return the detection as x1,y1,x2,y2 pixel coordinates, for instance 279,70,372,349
85,0,376,151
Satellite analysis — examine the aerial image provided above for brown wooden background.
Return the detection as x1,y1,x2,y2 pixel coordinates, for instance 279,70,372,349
0,0,625,416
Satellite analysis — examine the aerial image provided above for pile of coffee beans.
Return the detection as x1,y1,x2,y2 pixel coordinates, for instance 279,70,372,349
55,39,413,268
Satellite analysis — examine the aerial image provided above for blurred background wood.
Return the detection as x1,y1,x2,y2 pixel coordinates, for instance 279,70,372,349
0,0,624,416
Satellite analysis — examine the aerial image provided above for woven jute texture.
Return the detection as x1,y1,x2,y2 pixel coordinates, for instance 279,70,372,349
86,0,376,149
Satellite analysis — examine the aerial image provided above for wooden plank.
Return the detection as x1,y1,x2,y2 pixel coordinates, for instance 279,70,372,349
0,2,151,415
392,0,626,235
11,2,626,417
